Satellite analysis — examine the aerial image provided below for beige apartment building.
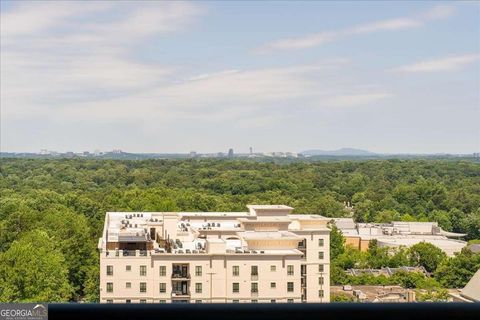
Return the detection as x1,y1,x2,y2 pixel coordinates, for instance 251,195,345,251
98,205,330,303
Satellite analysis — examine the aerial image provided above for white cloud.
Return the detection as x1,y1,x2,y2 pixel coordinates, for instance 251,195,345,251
256,5,455,53
391,54,480,73
50,61,390,126
323,93,391,108
1,2,204,117
0,2,112,36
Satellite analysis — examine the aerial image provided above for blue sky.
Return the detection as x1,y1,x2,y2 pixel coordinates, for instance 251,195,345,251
1,1,479,154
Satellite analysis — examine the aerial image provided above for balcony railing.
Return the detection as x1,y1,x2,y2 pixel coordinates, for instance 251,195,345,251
172,273,191,279
171,290,190,297
103,250,152,257
122,250,137,257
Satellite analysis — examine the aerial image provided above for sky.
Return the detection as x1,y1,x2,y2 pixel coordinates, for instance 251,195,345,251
1,1,479,154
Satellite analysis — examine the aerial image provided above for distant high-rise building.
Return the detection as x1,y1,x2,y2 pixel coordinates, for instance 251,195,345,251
189,151,197,158
228,148,234,157
249,147,253,155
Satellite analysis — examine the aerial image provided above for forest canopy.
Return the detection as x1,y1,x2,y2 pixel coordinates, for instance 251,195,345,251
0,158,479,302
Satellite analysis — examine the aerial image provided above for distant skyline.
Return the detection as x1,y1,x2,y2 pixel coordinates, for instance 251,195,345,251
1,1,479,154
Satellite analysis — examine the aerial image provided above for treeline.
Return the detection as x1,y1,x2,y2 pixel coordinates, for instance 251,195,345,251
0,158,479,302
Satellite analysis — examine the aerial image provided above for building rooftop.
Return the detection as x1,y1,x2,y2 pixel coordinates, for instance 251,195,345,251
461,269,480,302
247,205,294,210
100,205,328,255
239,231,303,241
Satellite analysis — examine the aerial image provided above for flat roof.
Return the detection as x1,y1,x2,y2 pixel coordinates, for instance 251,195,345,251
247,205,293,210
238,217,292,223
239,231,302,241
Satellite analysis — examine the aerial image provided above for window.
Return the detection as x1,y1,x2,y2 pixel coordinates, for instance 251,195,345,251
126,265,131,271
251,283,258,293
106,282,113,293
270,265,276,272
195,266,202,276
106,265,113,276
159,266,166,276
251,266,258,276
140,300,146,304
159,283,166,293
232,300,239,303
233,283,240,293
287,265,294,276
319,290,324,298
195,300,202,303
318,252,324,260
287,282,294,292
126,300,131,304
106,300,113,303
287,299,294,303
318,264,324,273
318,238,324,247
232,266,240,276
195,283,202,293
140,282,147,293
271,300,276,303
319,277,324,285
126,282,131,289
270,282,276,289
251,300,258,303
140,265,147,276
159,300,166,303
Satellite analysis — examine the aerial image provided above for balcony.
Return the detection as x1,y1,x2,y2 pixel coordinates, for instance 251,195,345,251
171,290,190,298
171,273,191,280
250,274,258,281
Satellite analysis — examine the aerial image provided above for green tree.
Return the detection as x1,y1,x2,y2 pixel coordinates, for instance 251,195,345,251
409,242,447,272
0,230,73,302
331,292,355,302
365,240,390,268
390,270,425,289
434,248,480,288
388,247,410,267
329,222,345,260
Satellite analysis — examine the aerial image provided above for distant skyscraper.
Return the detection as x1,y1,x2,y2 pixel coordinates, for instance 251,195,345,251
228,148,234,157
249,147,253,155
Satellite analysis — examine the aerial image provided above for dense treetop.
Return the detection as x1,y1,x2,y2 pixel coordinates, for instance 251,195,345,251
0,158,479,302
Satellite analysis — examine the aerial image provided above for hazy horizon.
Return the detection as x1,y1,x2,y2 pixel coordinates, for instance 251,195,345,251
1,1,479,154
1,146,477,155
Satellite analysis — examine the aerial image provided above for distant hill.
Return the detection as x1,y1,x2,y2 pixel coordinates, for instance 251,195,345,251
300,148,377,156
